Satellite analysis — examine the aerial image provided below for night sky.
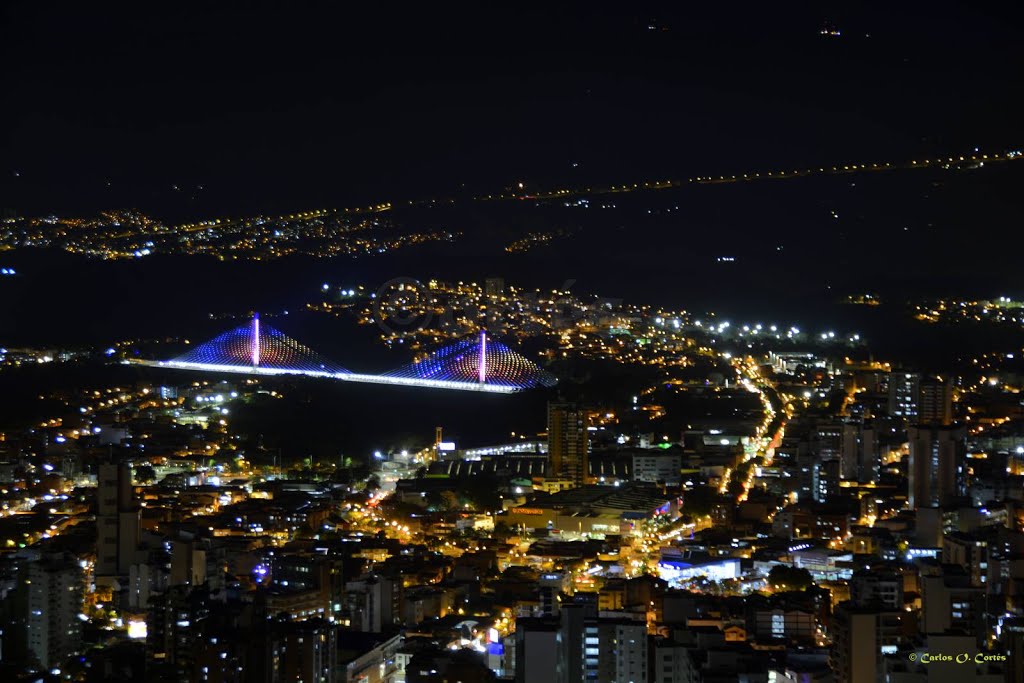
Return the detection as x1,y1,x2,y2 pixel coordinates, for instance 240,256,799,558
3,2,1023,220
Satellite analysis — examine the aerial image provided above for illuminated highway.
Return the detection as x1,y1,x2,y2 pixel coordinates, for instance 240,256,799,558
471,149,1023,203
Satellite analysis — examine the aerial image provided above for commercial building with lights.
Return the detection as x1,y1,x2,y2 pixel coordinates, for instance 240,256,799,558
500,484,679,539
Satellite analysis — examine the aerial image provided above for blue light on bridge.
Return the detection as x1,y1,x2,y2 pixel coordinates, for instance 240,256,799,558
142,318,556,393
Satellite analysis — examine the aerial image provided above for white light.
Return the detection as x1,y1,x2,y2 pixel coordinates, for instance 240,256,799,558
143,361,524,393
128,620,148,639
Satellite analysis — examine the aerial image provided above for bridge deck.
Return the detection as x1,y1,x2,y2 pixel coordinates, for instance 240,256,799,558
127,359,521,393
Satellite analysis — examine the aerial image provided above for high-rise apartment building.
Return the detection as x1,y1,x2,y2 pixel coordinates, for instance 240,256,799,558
840,421,879,483
513,617,558,683
888,373,920,422
96,462,140,581
547,402,589,488
830,602,905,683
907,425,966,509
344,574,399,633
918,376,953,425
888,373,953,425
27,553,83,671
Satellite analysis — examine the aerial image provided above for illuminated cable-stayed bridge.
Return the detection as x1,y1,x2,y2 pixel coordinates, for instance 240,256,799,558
129,315,556,394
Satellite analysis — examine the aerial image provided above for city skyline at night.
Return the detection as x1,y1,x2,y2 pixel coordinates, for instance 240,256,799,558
1,3,1023,683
